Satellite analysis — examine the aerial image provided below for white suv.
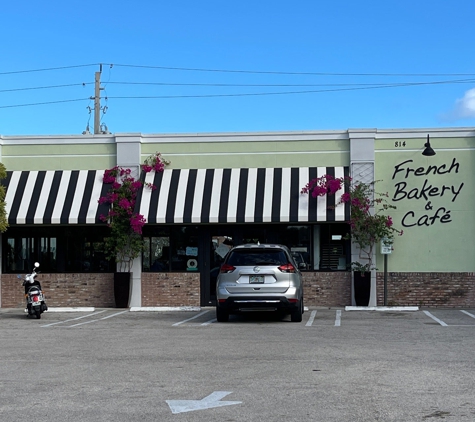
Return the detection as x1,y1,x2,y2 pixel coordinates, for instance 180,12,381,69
215,244,304,322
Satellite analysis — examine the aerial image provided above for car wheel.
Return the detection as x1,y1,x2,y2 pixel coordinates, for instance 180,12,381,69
216,307,229,322
290,300,303,323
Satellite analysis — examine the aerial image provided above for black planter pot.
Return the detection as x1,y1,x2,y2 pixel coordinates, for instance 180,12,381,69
114,272,131,308
353,271,371,306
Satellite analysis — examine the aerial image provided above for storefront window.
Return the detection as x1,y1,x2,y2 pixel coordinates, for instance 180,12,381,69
3,227,112,273
277,226,311,270
5,237,34,272
315,223,350,271
143,236,170,271
170,226,199,272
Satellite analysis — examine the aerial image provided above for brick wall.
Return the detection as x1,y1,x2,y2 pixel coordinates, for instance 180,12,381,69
1,273,115,308
303,272,352,307
4,271,473,309
376,272,475,307
141,272,200,307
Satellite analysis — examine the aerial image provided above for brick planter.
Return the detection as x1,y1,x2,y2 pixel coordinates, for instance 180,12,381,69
302,272,351,307
141,272,200,307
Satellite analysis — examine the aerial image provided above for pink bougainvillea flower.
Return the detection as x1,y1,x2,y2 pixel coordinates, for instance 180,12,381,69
130,213,146,234
341,192,351,203
118,198,132,210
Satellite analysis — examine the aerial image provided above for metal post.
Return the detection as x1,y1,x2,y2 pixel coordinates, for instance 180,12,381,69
94,71,101,134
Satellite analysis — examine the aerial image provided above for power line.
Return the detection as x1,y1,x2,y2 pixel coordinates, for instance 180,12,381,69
113,63,475,77
2,78,474,108
106,77,475,88
0,83,92,93
3,77,472,100
0,98,90,109
0,64,99,75
105,78,475,100
2,62,475,78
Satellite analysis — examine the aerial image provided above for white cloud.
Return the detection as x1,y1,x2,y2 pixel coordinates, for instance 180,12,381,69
446,88,475,120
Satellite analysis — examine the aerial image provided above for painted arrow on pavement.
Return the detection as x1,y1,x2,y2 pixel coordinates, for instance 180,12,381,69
166,391,242,414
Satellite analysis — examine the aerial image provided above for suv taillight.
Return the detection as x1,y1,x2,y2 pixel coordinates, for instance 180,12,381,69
278,263,296,273
220,264,236,273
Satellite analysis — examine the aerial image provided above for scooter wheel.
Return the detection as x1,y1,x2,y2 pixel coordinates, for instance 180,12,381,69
35,310,41,319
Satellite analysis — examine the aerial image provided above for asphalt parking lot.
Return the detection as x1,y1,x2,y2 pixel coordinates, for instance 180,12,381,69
1,307,474,422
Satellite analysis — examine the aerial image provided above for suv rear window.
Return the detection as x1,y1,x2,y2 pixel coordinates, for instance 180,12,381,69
226,249,288,266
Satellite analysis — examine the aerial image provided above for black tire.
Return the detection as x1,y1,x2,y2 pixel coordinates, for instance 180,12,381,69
216,307,229,322
35,310,41,319
290,300,303,323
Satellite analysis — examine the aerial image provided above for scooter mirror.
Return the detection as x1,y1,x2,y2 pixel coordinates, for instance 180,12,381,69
34,262,40,268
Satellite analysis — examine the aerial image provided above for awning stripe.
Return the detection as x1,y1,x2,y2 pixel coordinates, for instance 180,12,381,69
316,167,327,221
3,170,110,225
263,168,273,223
209,169,223,224
298,167,309,222
34,171,53,224
334,167,346,221
141,167,349,224
236,168,248,223
227,169,240,223
219,169,231,223
245,168,257,223
280,168,291,222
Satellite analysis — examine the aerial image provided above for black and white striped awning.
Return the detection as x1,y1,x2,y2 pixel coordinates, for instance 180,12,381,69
3,170,111,225
3,167,350,226
138,167,350,224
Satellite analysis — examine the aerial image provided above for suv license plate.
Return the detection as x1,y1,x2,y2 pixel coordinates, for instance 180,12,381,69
249,275,264,284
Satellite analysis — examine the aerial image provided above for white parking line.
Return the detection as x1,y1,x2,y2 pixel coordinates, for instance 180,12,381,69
173,310,211,326
423,311,448,326
68,310,129,327
201,318,217,326
461,310,475,319
41,310,107,327
100,311,129,320
335,310,342,326
305,310,317,326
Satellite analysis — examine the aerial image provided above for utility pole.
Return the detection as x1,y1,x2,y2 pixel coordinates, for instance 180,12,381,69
93,64,103,134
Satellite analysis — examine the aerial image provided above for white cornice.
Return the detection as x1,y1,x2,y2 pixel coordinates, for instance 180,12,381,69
1,127,474,145
374,127,475,139
140,130,349,143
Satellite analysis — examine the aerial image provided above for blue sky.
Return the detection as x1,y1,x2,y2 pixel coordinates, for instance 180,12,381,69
1,0,475,135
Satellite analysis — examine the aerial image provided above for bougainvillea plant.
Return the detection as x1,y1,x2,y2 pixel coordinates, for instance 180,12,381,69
0,163,9,233
142,152,171,173
302,174,403,274
99,153,169,272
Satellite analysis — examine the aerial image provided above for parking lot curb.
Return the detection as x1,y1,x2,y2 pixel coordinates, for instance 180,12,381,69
46,307,96,312
130,306,201,312
345,306,419,312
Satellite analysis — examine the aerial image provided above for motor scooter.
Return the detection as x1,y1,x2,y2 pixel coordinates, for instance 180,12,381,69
18,262,47,319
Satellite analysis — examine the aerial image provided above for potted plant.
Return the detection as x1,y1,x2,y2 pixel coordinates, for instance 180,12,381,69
99,153,169,307
302,175,403,305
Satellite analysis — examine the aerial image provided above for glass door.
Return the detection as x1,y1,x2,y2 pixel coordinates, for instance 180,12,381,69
201,229,234,306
